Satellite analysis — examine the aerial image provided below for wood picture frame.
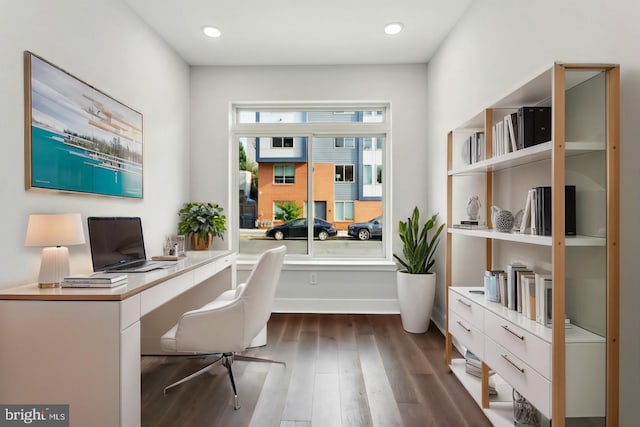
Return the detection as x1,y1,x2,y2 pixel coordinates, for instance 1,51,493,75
24,51,143,198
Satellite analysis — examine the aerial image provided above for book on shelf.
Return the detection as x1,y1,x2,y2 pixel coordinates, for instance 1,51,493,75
515,270,534,314
498,271,507,306
505,114,517,153
520,190,532,234
506,263,528,311
62,273,128,288
484,270,503,303
517,106,552,149
452,223,488,230
464,132,485,165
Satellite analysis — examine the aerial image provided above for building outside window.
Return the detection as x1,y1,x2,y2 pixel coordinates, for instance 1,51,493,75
233,104,389,259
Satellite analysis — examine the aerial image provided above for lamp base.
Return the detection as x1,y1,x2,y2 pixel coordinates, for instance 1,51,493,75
38,282,60,289
38,246,70,288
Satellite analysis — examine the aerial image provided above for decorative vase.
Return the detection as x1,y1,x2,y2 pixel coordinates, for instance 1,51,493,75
191,233,213,250
396,270,436,333
467,195,481,221
491,206,514,232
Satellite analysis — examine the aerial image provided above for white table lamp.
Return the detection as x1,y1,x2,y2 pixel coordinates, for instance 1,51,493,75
25,213,86,288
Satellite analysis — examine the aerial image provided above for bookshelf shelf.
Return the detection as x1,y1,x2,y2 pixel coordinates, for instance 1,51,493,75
445,64,619,427
448,141,605,176
447,228,606,247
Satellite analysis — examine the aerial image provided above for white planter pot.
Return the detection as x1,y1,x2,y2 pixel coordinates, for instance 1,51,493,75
396,271,436,333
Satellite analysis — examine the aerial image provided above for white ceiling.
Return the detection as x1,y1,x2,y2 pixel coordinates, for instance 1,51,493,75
123,0,472,66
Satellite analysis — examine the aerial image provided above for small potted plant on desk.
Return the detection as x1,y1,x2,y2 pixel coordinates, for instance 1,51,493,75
178,202,227,250
394,206,444,333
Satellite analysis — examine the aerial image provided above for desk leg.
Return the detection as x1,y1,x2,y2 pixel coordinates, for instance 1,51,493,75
122,321,141,426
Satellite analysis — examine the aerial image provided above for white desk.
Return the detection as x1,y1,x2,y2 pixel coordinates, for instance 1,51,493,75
0,250,235,427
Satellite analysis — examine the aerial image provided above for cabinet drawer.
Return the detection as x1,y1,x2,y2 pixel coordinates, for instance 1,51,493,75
449,309,484,358
484,309,551,379
448,289,484,325
484,337,551,419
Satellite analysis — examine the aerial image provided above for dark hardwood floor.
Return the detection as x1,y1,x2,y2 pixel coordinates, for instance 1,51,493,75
141,313,492,427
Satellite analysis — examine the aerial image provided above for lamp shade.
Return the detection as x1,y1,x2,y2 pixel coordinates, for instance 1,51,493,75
25,213,85,247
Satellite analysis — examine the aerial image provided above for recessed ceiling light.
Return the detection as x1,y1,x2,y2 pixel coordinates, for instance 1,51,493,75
202,26,221,38
384,22,404,35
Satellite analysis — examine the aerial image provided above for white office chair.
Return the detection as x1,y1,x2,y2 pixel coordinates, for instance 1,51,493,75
160,245,287,409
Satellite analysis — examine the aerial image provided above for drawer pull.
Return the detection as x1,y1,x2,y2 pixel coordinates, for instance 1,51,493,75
456,320,471,332
457,298,472,308
501,354,525,373
501,325,525,341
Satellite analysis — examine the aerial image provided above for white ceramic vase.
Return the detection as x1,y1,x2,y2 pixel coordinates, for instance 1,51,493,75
396,270,436,333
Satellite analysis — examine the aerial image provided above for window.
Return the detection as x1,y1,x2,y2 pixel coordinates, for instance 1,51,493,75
335,137,355,148
234,102,389,259
274,164,295,184
335,164,354,183
364,165,373,185
271,136,294,148
335,201,354,221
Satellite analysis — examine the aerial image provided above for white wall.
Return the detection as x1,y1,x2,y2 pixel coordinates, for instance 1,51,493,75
0,0,191,287
190,64,430,310
425,0,640,423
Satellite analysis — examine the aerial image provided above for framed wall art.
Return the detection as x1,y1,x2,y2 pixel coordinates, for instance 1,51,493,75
24,51,143,198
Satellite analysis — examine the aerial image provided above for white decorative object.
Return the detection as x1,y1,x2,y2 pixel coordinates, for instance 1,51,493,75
491,206,514,232
397,271,436,333
467,195,481,221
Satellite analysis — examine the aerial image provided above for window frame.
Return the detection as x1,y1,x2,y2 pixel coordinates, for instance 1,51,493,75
271,136,294,149
334,164,355,183
231,101,392,262
273,163,295,184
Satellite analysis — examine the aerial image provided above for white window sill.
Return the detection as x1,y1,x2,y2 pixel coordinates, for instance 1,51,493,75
236,257,397,272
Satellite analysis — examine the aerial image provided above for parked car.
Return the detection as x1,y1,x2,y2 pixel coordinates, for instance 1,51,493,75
348,216,382,241
266,218,337,241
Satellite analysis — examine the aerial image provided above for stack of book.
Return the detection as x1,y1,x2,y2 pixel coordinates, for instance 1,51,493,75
61,273,128,288
452,220,488,230
464,350,497,395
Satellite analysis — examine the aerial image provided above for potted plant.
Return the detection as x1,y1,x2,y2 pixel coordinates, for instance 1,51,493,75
394,206,444,333
178,202,227,250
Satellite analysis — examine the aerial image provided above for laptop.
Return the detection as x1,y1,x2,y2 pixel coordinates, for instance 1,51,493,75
87,217,162,273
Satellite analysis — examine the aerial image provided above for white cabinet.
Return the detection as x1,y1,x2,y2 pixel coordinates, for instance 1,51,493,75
444,64,619,427
448,286,605,421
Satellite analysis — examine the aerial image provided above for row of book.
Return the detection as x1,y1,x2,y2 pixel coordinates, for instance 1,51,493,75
484,265,552,326
492,106,552,158
462,131,485,165
518,185,576,236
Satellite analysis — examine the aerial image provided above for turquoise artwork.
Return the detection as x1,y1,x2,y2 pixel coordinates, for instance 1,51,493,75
26,52,143,198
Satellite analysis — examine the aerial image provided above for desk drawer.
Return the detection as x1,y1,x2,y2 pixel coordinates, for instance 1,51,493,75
449,309,484,359
484,309,551,379
484,336,551,419
449,288,484,325
193,261,218,284
140,271,194,315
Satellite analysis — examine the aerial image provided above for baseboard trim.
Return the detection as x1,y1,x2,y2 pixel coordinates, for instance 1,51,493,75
273,298,399,314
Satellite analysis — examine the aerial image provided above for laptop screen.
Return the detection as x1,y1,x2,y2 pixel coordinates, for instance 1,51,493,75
87,217,147,271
